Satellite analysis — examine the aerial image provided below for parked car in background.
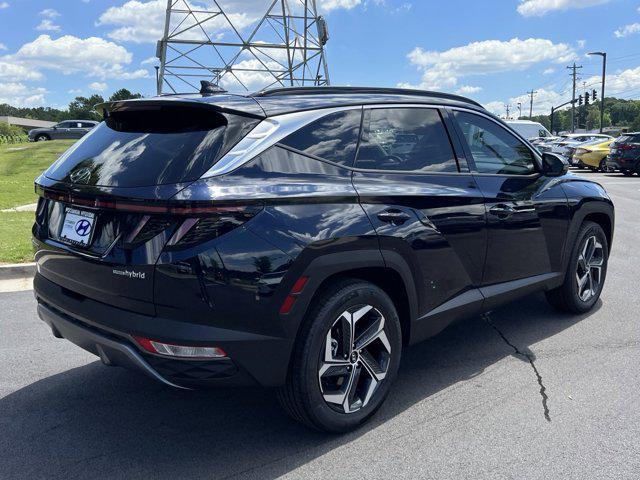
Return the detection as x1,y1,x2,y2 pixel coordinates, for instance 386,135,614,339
28,120,98,142
607,132,640,176
540,133,613,159
506,120,552,142
32,87,614,432
572,139,615,172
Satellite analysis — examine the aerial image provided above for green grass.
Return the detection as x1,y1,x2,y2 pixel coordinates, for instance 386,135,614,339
0,212,35,263
0,140,74,262
0,140,74,209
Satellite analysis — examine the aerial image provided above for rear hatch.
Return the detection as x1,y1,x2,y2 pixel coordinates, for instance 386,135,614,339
34,99,261,315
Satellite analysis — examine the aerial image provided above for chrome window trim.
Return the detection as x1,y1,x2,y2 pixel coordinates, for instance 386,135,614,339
200,105,363,178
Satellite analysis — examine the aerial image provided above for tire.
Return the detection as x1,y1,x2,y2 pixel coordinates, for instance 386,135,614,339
621,169,634,176
599,159,611,173
546,221,608,314
278,279,402,432
35,134,49,142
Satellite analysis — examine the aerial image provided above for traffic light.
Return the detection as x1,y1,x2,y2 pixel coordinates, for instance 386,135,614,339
585,91,590,106
578,95,583,106
592,89,597,101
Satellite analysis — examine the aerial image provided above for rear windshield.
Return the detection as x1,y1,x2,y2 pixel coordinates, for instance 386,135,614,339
616,134,640,143
45,105,258,187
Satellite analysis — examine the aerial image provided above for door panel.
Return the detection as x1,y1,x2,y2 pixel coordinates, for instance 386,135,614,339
473,174,569,284
353,172,486,319
450,109,570,285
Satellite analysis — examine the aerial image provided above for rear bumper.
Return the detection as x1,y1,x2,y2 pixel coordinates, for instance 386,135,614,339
608,157,639,171
34,272,293,388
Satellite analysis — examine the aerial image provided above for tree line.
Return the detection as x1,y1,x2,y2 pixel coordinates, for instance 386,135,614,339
0,88,143,124
523,97,640,134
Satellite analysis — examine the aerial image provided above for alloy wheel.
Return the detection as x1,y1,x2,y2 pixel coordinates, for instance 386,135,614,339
318,305,392,414
576,235,604,302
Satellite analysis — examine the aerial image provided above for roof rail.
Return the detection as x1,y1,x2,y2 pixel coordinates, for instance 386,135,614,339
252,86,484,108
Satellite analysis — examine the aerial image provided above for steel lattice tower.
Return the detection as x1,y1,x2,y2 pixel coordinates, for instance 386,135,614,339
156,0,330,94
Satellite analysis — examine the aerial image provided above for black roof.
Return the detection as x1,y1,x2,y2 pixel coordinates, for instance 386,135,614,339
98,86,486,119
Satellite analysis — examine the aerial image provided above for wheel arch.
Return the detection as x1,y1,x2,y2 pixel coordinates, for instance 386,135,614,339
562,199,614,272
284,249,418,347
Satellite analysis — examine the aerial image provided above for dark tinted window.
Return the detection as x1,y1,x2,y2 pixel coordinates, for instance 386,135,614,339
454,111,536,175
57,122,74,128
80,122,95,128
355,108,458,172
280,109,362,166
44,106,258,187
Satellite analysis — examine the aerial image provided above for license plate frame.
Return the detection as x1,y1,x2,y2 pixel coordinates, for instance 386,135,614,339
59,207,96,248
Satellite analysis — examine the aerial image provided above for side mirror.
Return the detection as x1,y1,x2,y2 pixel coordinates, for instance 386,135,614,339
542,152,569,177
52,125,58,129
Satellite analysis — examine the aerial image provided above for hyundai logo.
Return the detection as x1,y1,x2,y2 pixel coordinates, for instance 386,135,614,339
69,167,91,184
75,219,91,237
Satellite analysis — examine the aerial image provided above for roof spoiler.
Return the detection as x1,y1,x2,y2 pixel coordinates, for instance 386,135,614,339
95,97,266,120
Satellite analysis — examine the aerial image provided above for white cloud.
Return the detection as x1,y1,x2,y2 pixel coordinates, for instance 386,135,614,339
0,43,7,51
89,81,108,91
577,39,586,48
321,0,361,12
36,19,61,32
402,38,575,90
140,56,157,65
484,101,506,116
584,66,640,96
0,82,47,107
40,8,60,18
456,85,482,95
0,59,44,81
68,88,83,94
97,1,257,44
517,0,611,17
542,67,555,74
97,0,364,44
9,34,148,80
614,23,640,38
0,2,8,9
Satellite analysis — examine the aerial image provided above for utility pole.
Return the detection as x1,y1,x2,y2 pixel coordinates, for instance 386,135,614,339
588,51,607,133
517,102,522,118
567,62,582,133
526,90,537,118
505,104,511,119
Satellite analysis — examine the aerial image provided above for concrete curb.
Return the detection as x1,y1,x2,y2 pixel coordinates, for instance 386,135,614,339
0,263,36,280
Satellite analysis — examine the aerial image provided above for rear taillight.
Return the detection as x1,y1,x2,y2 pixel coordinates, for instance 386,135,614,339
134,336,227,359
619,144,635,151
166,205,262,249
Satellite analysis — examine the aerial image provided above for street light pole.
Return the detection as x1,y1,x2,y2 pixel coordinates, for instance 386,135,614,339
588,51,606,133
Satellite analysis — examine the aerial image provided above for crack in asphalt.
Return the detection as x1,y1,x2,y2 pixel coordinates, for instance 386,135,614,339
483,314,551,422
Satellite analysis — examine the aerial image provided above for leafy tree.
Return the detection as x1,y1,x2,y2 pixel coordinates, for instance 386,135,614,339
108,88,143,102
67,95,105,121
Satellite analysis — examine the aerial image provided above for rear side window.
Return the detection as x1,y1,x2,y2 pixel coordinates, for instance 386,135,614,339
454,111,536,175
280,109,362,166
44,105,259,187
355,108,458,173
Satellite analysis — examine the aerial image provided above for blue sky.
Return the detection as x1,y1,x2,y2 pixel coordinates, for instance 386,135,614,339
1,0,639,117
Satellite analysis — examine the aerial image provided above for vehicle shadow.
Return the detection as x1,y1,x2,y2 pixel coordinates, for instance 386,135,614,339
0,293,599,480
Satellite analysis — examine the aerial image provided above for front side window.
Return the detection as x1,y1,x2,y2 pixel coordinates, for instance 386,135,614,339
355,108,458,173
453,111,536,175
279,109,362,166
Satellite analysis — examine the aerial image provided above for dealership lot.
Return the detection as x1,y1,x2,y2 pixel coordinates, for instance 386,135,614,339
1,170,639,480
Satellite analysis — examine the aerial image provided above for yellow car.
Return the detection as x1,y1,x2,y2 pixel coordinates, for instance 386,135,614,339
573,139,615,172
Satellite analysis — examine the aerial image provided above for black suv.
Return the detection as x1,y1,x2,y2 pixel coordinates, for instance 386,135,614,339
607,132,640,176
32,87,614,432
28,120,98,142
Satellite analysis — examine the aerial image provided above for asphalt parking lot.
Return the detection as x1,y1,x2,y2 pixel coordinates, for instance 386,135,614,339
1,169,639,480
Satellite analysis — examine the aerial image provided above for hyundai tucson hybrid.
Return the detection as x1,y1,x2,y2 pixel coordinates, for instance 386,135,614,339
32,87,614,432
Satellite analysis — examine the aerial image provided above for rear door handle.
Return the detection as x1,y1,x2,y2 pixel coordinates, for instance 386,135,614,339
489,204,516,219
377,209,412,225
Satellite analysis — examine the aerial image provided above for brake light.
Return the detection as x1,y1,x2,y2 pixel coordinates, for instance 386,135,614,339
36,186,258,216
165,205,261,248
134,336,227,358
619,144,635,151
